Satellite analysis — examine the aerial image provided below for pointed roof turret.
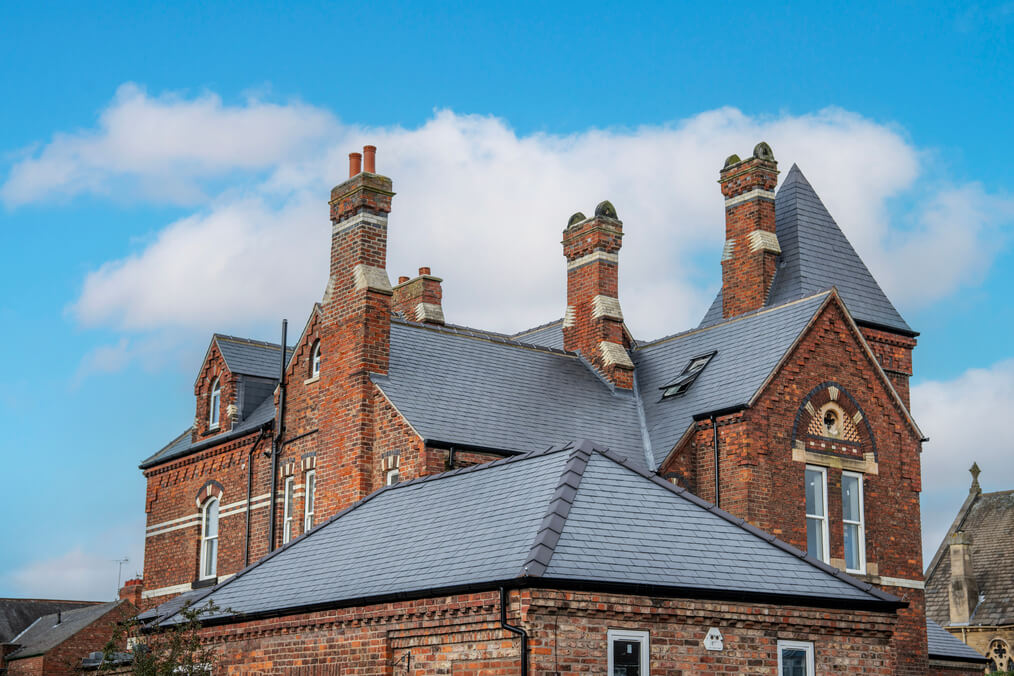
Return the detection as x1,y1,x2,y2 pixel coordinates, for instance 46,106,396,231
700,164,914,335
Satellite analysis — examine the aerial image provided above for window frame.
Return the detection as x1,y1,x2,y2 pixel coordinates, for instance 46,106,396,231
208,377,221,429
198,497,219,580
777,640,815,675
804,465,830,563
385,467,400,486
303,470,316,531
607,628,650,676
310,341,321,378
282,476,295,544
659,351,716,399
841,470,866,574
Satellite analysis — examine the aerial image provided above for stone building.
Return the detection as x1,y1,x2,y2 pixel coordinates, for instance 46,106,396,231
926,464,1014,672
136,143,984,673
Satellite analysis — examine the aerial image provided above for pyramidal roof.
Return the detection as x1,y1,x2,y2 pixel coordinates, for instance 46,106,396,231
700,165,913,335
157,441,898,626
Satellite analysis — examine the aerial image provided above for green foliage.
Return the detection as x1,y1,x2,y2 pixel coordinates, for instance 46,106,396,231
100,601,225,675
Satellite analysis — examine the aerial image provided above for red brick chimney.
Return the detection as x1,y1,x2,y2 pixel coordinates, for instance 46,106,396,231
318,145,395,515
392,267,444,324
719,142,780,319
562,201,633,389
119,578,143,606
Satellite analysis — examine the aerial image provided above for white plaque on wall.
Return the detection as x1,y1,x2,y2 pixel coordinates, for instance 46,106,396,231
704,627,724,651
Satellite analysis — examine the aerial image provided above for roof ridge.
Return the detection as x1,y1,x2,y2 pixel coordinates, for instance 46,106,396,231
391,316,576,357
213,334,294,351
590,446,901,605
637,290,832,349
511,318,563,338
521,441,595,577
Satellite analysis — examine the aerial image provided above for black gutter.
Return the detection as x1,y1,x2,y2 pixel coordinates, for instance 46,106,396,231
267,320,288,553
423,438,524,457
854,317,919,339
692,404,748,422
499,587,528,676
244,425,271,567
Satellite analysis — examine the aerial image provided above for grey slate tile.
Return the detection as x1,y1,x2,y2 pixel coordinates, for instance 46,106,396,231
926,618,988,662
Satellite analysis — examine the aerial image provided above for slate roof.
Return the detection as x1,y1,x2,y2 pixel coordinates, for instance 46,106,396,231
0,599,100,644
699,165,913,335
212,335,294,379
925,486,1014,626
139,394,276,469
156,441,898,626
926,618,989,663
635,292,828,467
5,601,122,660
373,319,648,464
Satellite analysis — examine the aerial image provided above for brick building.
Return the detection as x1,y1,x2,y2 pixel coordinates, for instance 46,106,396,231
925,464,1013,671
1,599,135,675
136,143,981,673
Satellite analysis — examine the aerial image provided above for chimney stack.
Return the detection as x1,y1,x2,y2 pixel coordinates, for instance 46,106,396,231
392,267,445,325
562,201,633,389
719,142,780,319
948,531,980,624
119,578,143,607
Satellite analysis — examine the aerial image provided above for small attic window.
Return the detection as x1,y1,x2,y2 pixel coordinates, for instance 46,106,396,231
660,351,715,399
310,341,321,378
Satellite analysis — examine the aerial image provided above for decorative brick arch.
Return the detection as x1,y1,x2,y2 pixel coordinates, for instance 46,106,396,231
791,381,877,461
195,479,224,508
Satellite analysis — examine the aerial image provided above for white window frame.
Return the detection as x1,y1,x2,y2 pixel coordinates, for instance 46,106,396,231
841,471,866,574
386,467,400,486
607,629,649,675
805,465,829,563
282,476,295,544
303,470,316,531
208,378,221,429
310,341,321,378
198,497,219,580
777,640,814,675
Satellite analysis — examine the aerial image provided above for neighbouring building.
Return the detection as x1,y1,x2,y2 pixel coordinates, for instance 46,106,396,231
1,596,135,675
136,142,981,673
926,463,1014,672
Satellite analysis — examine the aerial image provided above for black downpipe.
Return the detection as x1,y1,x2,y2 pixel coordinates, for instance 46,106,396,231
499,587,528,676
244,425,271,567
267,320,288,552
711,414,720,508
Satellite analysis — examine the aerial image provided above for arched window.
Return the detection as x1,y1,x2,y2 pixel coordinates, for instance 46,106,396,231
199,497,219,579
310,341,321,378
208,378,221,429
988,639,1012,672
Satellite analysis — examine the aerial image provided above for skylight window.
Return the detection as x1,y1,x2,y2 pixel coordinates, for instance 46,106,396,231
660,351,716,398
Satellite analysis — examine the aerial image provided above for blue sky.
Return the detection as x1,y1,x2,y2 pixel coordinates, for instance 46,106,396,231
1,1,1011,599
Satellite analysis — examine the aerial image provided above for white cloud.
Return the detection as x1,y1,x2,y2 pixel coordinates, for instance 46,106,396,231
5,87,1011,342
1,83,335,206
4,526,145,601
913,359,1014,563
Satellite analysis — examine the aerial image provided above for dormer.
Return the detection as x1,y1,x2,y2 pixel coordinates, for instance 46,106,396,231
192,335,291,440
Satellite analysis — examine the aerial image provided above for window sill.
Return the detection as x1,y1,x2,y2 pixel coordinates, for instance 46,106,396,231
193,576,218,589
304,375,320,385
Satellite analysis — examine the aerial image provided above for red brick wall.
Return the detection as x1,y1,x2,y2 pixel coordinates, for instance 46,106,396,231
860,325,916,409
189,588,897,675
192,341,234,440
141,430,271,607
